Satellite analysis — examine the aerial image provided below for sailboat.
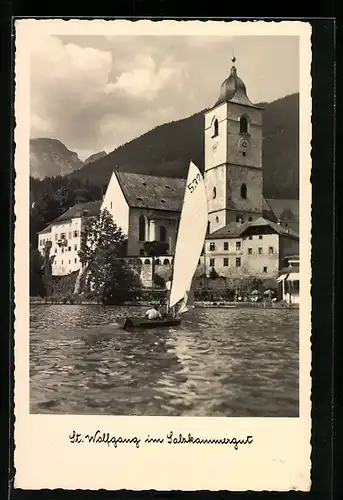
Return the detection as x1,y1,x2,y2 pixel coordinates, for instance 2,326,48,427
123,161,208,330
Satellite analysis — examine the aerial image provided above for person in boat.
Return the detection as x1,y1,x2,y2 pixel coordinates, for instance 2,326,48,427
145,304,162,321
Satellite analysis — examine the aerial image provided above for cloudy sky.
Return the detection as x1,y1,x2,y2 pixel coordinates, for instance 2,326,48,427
30,35,299,161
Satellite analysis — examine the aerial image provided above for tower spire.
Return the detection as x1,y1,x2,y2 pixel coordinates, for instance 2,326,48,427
231,48,236,66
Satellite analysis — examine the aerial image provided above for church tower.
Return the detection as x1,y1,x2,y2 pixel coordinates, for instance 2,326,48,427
204,57,264,234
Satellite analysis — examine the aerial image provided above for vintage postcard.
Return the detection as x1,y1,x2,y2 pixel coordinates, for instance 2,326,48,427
14,19,312,491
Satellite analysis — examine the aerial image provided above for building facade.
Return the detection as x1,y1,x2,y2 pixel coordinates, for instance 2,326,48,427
37,201,101,276
203,217,299,279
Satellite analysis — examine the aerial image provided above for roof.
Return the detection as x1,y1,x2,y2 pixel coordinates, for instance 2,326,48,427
262,196,278,222
246,217,299,238
115,171,186,211
207,216,299,240
51,201,102,224
37,224,52,235
279,265,300,274
213,63,262,109
285,254,299,261
207,221,251,239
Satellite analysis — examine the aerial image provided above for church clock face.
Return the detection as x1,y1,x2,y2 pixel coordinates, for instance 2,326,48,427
238,137,251,151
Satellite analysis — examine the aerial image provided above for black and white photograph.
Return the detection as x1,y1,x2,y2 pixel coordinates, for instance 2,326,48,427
14,19,312,492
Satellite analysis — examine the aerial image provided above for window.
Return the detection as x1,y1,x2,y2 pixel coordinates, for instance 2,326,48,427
236,215,244,223
269,246,274,254
209,242,215,251
69,260,71,264
216,216,219,223
55,248,57,253
239,115,248,134
236,241,241,251
263,266,267,273
248,217,253,221
61,248,64,254
60,233,66,239
139,215,145,241
74,230,79,238
259,235,263,239
55,234,58,241
137,258,142,265
242,152,246,157
224,242,229,251
223,258,229,266
160,225,166,242
249,235,253,240
236,257,241,267
74,244,77,251
68,246,71,252
240,183,247,199
213,118,219,137
61,260,63,265
155,259,161,265
139,249,145,256
258,247,263,254
68,232,72,239
248,248,252,255
74,258,77,263
144,259,150,265
163,259,170,265
110,201,113,209
213,186,217,199
207,221,211,234
209,258,215,267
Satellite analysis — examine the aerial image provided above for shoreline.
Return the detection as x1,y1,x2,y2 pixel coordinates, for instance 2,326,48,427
30,297,299,310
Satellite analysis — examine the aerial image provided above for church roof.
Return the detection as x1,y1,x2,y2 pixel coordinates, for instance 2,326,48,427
214,60,263,109
207,216,299,240
115,171,186,211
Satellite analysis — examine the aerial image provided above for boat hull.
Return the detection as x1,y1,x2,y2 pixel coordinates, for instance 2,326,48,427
123,316,181,330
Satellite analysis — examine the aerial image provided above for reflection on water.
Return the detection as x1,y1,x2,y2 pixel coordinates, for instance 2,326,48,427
30,304,299,417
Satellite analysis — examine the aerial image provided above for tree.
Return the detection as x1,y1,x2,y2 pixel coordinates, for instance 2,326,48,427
78,209,140,304
209,267,219,279
29,245,45,297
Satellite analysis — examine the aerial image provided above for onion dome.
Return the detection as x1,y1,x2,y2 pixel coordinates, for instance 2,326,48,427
214,56,257,108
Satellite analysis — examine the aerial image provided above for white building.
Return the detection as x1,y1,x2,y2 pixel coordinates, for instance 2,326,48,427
37,201,101,276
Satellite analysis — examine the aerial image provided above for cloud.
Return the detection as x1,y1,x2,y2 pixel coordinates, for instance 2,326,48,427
30,34,299,160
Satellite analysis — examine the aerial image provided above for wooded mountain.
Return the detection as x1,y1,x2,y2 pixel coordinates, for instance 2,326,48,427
70,92,299,199
30,92,299,199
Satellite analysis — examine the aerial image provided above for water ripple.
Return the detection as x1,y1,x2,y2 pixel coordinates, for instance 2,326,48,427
30,304,299,417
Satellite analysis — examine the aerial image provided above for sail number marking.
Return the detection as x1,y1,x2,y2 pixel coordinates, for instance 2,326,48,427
187,173,202,193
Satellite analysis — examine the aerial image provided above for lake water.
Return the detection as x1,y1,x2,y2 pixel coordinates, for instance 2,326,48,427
30,304,299,417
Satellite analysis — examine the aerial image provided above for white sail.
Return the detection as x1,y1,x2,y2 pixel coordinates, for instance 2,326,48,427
169,161,208,312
